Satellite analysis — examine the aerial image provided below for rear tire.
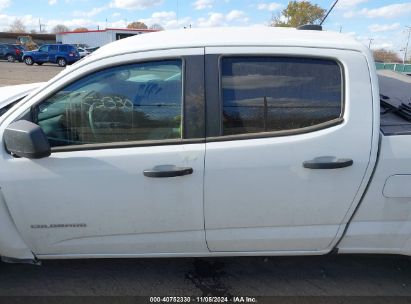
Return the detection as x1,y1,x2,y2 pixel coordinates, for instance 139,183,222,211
57,57,67,67
24,57,34,65
6,54,15,62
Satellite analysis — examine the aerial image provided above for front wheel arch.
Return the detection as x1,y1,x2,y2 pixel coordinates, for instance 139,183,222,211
24,56,34,65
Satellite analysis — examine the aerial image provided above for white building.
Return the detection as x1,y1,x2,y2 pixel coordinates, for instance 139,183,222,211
56,28,157,48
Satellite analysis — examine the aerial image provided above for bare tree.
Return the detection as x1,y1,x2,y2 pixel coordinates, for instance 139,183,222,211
52,24,69,33
8,19,26,33
373,49,402,63
271,1,326,28
149,23,164,31
127,21,148,29
73,27,88,32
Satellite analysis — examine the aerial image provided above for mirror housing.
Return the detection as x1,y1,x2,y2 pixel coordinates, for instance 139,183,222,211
4,120,51,159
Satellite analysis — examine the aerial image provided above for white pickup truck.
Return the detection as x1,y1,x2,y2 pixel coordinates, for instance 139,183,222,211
1,27,411,264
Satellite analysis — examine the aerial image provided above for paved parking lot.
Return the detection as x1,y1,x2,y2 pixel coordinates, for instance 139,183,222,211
0,254,411,298
0,61,62,87
1,59,411,301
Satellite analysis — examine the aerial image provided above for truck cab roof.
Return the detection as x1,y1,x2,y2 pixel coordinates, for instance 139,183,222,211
86,27,369,62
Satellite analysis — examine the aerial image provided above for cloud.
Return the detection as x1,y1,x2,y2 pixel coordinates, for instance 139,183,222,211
196,12,225,27
343,2,411,18
0,0,10,11
226,10,246,22
110,0,163,10
196,10,249,27
140,11,192,29
368,23,401,33
46,18,97,29
48,0,57,5
193,0,214,10
73,6,107,17
257,2,282,11
360,3,411,18
370,42,394,50
336,0,367,9
0,14,48,31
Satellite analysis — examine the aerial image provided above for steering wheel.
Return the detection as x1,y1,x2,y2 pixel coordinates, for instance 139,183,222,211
87,96,133,139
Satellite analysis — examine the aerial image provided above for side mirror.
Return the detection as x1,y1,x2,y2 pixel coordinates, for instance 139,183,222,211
4,120,51,159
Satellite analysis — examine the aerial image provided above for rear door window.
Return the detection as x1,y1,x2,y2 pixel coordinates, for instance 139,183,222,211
220,57,343,136
59,45,68,52
49,45,58,52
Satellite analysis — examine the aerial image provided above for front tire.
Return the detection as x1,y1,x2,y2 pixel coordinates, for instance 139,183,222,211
37,62,43,65
57,57,67,67
24,57,34,65
6,54,15,62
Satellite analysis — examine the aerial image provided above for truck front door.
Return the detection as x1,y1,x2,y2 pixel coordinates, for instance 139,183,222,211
37,45,49,63
0,49,207,257
48,45,58,63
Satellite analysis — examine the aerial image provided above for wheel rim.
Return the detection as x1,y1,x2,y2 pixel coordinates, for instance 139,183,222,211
25,58,32,64
7,55,14,62
59,59,65,66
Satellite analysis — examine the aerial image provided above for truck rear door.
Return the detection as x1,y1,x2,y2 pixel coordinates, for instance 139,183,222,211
204,47,376,253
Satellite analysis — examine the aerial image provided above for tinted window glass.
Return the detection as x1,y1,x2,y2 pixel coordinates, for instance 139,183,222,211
49,45,58,52
39,45,48,52
59,45,68,52
221,57,342,136
33,60,183,147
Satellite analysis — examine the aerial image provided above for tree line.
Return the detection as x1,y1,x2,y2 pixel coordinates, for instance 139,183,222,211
7,19,162,34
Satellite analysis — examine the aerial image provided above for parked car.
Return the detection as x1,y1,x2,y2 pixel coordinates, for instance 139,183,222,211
1,27,411,264
77,47,90,58
85,46,99,53
0,43,23,62
22,44,80,67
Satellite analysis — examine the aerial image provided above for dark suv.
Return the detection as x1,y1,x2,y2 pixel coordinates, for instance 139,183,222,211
0,44,24,62
23,44,80,67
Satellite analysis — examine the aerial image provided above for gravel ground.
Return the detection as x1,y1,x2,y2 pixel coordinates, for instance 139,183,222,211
0,61,62,87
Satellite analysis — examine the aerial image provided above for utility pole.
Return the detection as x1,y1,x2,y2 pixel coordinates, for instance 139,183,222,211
38,19,46,33
368,38,374,49
403,26,411,64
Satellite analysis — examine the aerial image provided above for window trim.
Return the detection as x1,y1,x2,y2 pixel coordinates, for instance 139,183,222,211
29,57,199,153
211,54,346,142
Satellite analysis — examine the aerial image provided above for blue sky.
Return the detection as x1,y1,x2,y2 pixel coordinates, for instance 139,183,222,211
0,0,410,54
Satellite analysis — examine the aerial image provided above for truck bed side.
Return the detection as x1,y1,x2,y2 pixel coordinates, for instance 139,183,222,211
339,71,411,255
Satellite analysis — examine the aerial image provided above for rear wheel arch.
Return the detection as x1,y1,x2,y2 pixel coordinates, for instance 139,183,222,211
6,54,15,62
